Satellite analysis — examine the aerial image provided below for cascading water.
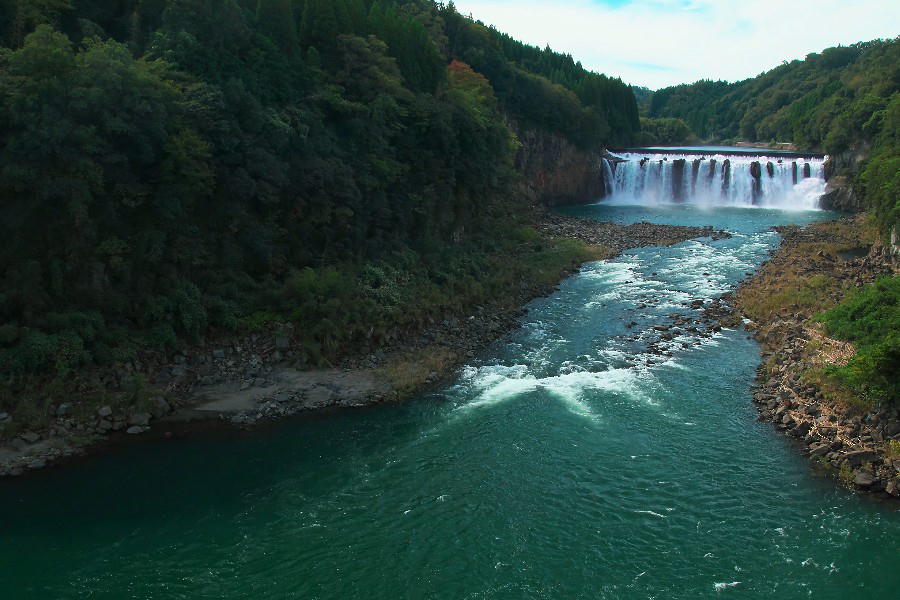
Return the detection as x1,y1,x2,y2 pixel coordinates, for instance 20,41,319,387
601,158,615,197
607,150,827,209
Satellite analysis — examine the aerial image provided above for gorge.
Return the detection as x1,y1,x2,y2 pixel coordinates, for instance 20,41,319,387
0,1,898,598
2,196,899,598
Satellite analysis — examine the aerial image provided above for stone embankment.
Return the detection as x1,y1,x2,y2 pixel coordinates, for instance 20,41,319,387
732,216,900,497
0,213,728,478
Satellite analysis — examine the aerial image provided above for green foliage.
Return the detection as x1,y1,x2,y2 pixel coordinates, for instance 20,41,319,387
0,0,638,404
860,93,900,232
649,39,900,151
440,3,638,148
636,117,696,146
817,277,900,404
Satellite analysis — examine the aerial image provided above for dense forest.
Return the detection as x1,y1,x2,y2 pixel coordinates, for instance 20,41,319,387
648,39,900,233
0,0,639,407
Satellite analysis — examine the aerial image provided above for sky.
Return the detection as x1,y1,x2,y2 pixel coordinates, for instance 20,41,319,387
452,0,900,89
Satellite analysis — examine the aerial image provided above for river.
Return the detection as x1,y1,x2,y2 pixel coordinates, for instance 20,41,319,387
2,151,899,599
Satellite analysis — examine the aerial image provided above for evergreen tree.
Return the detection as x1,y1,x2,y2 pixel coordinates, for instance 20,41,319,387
256,0,297,54
299,0,337,52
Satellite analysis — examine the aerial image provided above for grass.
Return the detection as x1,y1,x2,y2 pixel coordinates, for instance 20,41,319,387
736,273,839,323
800,368,874,414
381,346,460,400
885,440,900,462
838,461,856,487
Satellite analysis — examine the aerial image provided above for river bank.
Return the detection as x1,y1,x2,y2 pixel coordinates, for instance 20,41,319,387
0,212,729,478
731,215,900,497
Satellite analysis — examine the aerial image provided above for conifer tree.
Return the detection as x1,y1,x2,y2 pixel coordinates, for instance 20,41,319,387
256,0,297,54
299,0,337,51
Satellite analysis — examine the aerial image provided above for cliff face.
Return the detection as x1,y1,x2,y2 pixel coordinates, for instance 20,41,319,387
513,125,607,206
820,148,869,212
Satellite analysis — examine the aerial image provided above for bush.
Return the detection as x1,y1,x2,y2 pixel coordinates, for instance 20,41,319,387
817,276,900,404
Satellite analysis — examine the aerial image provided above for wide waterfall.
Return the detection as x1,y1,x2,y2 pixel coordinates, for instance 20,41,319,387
604,150,827,209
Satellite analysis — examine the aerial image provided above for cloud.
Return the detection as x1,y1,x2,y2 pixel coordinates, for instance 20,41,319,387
453,0,900,88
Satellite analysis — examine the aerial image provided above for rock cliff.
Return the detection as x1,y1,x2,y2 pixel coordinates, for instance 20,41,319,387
513,125,607,206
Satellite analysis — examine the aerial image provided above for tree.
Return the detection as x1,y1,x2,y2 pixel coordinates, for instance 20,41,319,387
256,0,296,55
299,0,337,52
7,0,72,47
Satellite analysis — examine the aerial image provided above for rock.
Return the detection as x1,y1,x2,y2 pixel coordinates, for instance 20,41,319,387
843,450,877,467
20,431,40,444
27,458,46,470
653,325,671,331
274,332,291,350
150,397,171,419
0,412,9,422
809,443,830,458
128,413,152,427
126,426,147,435
304,386,334,408
56,403,72,417
212,349,226,359
853,470,876,488
98,406,113,418
97,419,113,432
750,161,762,179
790,422,812,438
887,479,900,497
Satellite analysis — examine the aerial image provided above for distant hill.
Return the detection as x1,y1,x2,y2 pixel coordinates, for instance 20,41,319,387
649,38,900,232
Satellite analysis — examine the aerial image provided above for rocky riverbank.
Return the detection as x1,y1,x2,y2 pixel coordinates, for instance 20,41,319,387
731,215,900,497
0,212,729,479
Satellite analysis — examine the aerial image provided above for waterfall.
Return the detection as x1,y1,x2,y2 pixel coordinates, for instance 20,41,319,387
601,158,615,198
607,151,827,209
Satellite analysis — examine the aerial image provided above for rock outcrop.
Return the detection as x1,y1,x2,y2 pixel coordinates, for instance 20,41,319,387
514,125,606,206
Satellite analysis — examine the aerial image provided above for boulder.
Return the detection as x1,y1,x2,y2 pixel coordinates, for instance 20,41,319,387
56,403,72,417
20,431,40,444
750,161,762,179
843,450,877,467
98,406,113,418
126,426,147,435
128,413,152,427
809,443,830,458
887,479,900,497
790,422,812,438
853,470,876,488
150,397,171,419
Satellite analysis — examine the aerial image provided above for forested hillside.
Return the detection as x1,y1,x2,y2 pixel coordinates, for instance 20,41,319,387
0,0,638,404
649,39,900,233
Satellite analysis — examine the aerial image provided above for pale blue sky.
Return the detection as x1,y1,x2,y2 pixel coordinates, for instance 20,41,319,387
453,0,900,88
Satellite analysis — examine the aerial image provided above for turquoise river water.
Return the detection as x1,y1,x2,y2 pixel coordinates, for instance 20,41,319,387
2,203,899,599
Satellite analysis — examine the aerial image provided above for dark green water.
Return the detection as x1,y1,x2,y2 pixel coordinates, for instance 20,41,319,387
2,205,899,599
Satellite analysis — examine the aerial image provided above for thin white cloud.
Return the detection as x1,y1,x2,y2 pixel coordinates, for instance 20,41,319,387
453,0,900,88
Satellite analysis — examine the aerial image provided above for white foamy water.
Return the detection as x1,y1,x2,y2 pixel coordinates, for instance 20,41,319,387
605,151,826,209
453,362,655,421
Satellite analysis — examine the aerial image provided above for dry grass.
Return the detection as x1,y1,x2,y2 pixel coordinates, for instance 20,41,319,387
735,273,839,323
734,216,876,324
380,346,460,399
804,324,855,368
